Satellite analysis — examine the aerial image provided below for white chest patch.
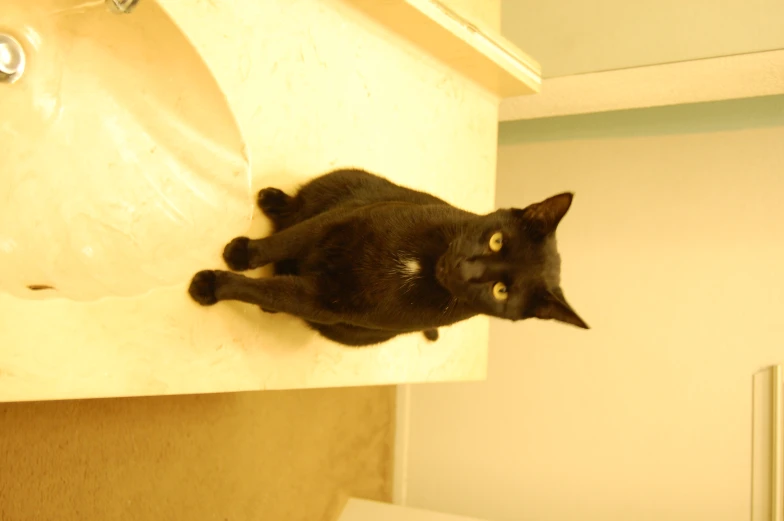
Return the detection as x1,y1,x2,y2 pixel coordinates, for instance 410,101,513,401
397,257,421,277
404,259,420,275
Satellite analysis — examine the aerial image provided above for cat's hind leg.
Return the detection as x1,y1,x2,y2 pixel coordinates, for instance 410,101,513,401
308,322,399,347
311,323,437,346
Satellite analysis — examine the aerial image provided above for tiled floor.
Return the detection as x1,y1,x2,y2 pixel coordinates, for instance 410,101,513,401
0,386,395,521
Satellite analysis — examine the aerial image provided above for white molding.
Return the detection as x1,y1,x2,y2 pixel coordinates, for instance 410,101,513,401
340,0,541,97
393,384,413,505
500,49,784,121
752,364,783,521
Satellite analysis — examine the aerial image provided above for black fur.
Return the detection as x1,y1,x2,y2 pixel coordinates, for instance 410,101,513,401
189,169,588,346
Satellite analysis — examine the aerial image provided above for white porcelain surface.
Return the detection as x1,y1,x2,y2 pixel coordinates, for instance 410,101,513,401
0,0,252,301
0,0,499,402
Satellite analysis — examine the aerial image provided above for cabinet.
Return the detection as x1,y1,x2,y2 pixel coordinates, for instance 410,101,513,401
0,0,540,402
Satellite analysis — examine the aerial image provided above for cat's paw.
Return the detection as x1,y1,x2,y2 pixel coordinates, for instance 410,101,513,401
189,270,219,306
258,188,291,217
223,237,252,271
423,329,439,342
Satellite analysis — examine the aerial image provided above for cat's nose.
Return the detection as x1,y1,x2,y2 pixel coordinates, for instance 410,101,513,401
457,259,485,281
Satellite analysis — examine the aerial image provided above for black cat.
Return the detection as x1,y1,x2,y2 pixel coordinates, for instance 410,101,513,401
188,169,588,346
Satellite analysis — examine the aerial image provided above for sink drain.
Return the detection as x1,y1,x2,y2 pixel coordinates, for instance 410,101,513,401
0,33,25,84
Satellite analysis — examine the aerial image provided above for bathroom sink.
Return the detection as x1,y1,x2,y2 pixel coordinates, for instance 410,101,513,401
0,0,251,301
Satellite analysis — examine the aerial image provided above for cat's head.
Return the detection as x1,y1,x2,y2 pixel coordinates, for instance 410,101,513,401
435,193,588,329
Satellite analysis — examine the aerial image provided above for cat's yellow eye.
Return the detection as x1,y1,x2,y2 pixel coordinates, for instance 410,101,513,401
489,232,503,252
492,282,508,301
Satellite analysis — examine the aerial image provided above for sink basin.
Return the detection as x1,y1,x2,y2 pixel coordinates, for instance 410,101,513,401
0,0,252,301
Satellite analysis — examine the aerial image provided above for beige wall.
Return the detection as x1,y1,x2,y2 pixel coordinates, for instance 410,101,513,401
502,0,784,77
401,97,784,520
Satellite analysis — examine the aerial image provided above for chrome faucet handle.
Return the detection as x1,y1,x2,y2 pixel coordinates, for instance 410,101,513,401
107,0,141,14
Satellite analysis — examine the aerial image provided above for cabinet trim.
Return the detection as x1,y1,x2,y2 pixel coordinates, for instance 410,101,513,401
501,49,784,121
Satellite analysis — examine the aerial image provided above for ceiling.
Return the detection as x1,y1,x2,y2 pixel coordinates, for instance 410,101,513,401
502,0,784,77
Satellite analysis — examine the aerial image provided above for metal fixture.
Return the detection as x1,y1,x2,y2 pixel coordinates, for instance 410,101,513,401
107,0,141,14
0,33,25,84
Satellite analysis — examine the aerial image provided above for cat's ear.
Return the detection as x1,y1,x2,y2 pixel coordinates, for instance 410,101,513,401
531,289,589,329
513,193,574,237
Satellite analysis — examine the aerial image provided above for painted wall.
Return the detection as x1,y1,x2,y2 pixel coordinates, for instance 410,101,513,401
502,0,784,77
401,95,784,521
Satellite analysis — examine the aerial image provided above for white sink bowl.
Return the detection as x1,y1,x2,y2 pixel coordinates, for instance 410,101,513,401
0,0,252,301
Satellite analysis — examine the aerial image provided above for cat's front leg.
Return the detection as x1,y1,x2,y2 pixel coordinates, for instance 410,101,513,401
222,237,256,271
188,270,342,325
222,211,338,271
222,232,304,272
